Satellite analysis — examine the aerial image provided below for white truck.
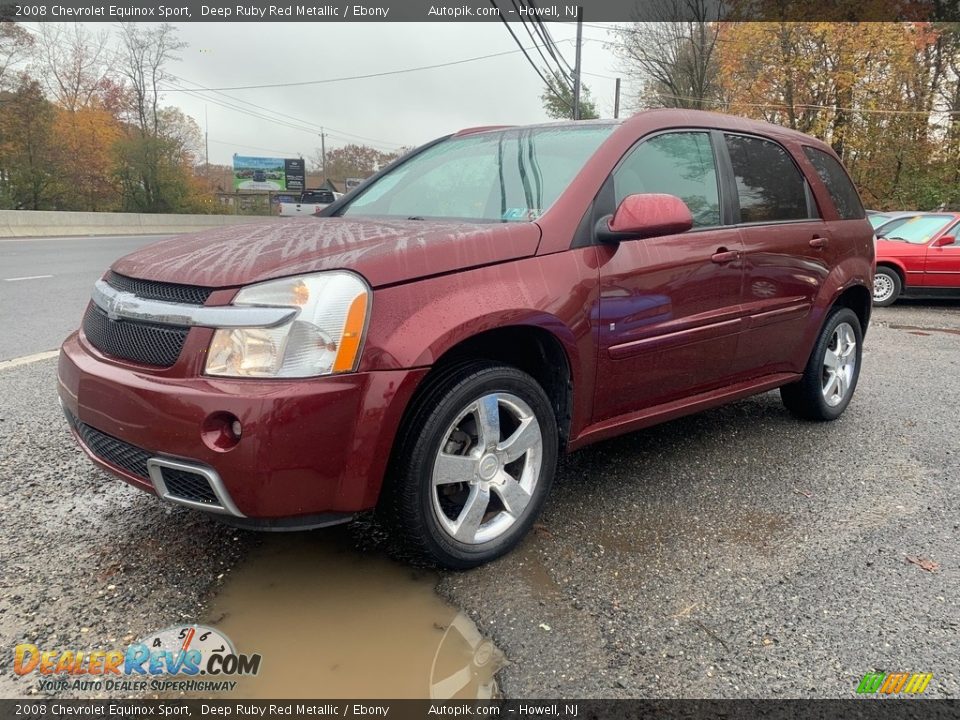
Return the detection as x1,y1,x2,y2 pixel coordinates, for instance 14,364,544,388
277,189,340,217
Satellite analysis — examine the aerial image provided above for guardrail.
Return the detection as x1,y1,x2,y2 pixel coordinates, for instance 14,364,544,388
0,210,280,238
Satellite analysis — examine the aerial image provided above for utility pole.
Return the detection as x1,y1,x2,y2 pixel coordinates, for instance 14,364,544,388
614,78,621,119
320,129,327,182
572,5,583,120
204,105,209,170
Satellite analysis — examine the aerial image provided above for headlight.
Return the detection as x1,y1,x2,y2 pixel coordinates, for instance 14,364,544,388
205,271,370,378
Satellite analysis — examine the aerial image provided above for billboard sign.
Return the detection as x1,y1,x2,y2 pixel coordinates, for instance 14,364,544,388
233,156,304,191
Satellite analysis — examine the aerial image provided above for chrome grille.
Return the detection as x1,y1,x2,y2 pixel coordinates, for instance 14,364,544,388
82,303,188,367
106,271,212,305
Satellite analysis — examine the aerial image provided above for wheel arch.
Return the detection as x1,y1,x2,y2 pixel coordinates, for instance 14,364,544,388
876,260,906,288
409,323,576,448
831,283,872,337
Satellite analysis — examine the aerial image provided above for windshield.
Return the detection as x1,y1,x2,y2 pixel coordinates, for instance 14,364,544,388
338,124,615,222
868,214,891,229
880,214,955,244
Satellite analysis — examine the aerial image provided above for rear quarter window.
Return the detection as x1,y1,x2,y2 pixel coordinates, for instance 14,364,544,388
802,147,866,220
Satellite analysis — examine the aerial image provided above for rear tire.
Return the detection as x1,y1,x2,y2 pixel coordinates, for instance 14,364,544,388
383,361,558,569
780,307,863,421
873,267,901,307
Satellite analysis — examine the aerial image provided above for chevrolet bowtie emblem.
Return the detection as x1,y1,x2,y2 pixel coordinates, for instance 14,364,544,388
106,291,136,321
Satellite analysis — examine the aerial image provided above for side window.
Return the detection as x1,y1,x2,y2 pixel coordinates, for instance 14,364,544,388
613,132,721,228
724,134,810,223
802,147,866,220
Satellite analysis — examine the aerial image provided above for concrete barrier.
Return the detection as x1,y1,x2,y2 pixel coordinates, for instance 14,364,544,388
0,210,280,238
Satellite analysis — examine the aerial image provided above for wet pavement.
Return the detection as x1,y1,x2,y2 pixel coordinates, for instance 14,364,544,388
0,300,957,698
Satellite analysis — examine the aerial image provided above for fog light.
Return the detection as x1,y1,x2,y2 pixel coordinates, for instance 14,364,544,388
202,412,243,452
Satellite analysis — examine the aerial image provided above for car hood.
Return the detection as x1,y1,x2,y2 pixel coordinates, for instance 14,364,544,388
112,218,542,289
875,238,926,259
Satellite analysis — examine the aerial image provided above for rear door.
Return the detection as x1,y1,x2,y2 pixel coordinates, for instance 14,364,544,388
722,134,830,377
594,130,745,421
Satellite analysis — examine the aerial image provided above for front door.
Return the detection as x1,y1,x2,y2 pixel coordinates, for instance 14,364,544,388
924,220,960,289
594,131,744,422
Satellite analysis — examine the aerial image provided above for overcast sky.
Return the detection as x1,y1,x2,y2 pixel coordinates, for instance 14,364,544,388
150,22,629,165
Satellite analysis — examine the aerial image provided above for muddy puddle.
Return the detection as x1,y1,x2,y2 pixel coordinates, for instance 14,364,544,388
205,529,505,699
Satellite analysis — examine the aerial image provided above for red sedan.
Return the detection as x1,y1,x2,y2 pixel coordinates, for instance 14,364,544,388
874,212,960,306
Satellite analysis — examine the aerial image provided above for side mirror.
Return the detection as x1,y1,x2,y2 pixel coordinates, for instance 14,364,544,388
933,235,956,247
596,193,694,243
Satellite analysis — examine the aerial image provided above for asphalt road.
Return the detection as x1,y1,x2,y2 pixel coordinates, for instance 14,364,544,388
0,236,957,699
0,235,171,362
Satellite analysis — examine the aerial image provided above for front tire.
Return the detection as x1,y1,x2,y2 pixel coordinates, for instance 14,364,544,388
873,267,901,307
780,307,863,421
385,362,558,569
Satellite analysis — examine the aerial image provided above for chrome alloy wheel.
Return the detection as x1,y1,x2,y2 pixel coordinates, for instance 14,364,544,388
821,322,857,407
431,392,543,545
873,272,895,303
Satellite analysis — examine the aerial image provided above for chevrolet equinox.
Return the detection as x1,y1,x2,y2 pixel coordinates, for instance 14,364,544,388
58,110,875,568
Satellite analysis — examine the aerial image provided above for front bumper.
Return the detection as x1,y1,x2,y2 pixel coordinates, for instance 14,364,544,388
57,331,427,520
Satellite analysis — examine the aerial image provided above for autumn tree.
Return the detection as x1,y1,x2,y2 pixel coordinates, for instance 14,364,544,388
313,144,405,185
540,69,599,120
53,106,122,211
715,22,959,209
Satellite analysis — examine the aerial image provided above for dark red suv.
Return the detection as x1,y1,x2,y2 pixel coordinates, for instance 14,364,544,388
58,110,874,567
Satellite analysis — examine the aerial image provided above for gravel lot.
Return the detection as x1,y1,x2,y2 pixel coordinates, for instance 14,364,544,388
1,301,957,698
441,301,960,698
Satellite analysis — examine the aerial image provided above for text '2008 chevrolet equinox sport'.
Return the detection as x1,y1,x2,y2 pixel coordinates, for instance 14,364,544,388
58,110,875,568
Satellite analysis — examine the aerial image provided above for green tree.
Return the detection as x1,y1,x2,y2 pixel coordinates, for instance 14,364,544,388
540,69,599,120
0,21,34,91
0,78,61,209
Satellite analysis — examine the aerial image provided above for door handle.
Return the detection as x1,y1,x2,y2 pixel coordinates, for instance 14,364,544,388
809,237,829,249
711,248,739,264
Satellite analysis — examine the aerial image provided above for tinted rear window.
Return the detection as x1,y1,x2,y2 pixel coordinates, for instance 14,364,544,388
725,134,810,223
803,147,865,220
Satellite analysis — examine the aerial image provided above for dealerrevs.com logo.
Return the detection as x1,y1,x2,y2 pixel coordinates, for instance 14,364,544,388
14,624,261,693
856,672,933,695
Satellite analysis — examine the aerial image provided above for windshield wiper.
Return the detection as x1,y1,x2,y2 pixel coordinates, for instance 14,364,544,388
407,216,426,220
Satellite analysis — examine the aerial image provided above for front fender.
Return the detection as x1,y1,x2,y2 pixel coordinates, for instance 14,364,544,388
359,249,601,436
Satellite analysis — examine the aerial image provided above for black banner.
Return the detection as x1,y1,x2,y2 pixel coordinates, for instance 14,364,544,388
284,158,306,193
1,0,958,23
1,700,958,720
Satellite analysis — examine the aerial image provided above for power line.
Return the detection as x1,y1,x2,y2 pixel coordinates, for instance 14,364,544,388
526,1,576,74
510,0,572,85
169,73,405,149
490,0,573,109
207,138,302,156
161,79,410,155
161,42,572,92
